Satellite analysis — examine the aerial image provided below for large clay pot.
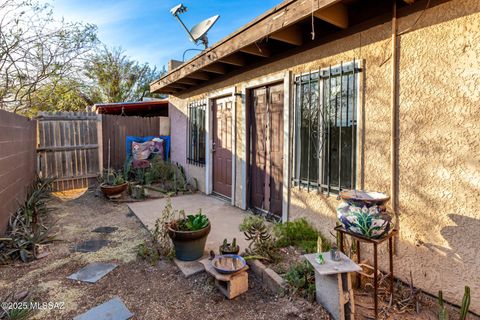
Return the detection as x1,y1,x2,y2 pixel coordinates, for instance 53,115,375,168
100,182,128,199
168,223,211,261
336,190,393,239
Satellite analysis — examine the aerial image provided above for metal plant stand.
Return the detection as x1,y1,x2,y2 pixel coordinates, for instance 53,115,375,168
335,226,398,319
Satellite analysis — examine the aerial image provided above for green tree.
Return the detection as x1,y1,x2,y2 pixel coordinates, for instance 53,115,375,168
85,47,164,103
24,78,93,117
0,0,98,114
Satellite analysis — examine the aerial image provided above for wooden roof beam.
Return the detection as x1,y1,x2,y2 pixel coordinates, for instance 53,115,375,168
270,24,303,46
201,63,227,75
239,43,271,58
314,2,348,29
219,53,247,67
176,78,199,86
187,71,210,81
167,83,189,90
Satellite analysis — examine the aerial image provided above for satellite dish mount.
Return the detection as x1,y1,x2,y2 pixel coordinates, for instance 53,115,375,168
170,3,219,49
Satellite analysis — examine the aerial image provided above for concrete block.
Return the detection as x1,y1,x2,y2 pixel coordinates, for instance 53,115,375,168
173,257,206,277
247,259,266,276
215,271,248,299
262,268,286,294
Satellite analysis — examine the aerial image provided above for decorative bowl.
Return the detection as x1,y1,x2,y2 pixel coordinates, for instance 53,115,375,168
337,190,393,239
211,254,246,274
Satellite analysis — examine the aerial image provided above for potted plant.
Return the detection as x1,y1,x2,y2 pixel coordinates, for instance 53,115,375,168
99,169,128,199
219,238,240,255
167,210,210,261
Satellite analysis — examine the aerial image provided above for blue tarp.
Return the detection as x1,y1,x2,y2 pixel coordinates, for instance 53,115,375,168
126,135,170,161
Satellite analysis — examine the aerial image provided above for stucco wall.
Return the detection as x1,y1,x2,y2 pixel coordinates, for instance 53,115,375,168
168,0,480,313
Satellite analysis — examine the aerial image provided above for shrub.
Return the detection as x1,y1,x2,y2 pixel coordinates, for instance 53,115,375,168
240,215,279,262
284,260,316,301
0,177,55,264
274,218,331,253
137,200,175,264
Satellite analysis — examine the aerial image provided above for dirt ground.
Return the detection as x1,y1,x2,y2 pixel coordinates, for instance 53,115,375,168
1,190,477,320
0,190,330,320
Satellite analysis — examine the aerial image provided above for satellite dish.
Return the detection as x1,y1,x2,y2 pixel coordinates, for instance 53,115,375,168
190,15,219,46
170,3,219,49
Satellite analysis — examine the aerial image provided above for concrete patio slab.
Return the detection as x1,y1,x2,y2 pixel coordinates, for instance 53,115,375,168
73,297,133,320
67,262,118,283
128,194,249,256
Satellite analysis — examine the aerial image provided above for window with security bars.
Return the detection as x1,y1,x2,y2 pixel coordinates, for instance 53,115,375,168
187,100,206,166
293,61,360,193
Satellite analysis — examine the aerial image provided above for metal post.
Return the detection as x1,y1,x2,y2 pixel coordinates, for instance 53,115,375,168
356,240,361,288
306,71,312,192
338,62,343,190
351,59,357,189
389,237,394,296
373,243,378,319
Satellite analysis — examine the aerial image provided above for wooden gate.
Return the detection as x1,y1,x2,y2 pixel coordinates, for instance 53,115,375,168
37,112,101,191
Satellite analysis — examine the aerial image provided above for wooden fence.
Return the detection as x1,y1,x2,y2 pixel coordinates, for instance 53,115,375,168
0,110,37,234
37,112,101,191
102,114,169,170
35,112,169,190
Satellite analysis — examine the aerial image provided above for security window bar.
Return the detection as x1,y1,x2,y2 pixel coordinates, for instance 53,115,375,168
293,61,359,194
187,100,206,166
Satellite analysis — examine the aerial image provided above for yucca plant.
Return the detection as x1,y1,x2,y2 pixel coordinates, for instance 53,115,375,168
0,177,55,264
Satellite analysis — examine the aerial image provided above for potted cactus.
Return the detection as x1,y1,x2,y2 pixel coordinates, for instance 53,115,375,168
167,210,211,261
219,238,240,255
99,169,128,199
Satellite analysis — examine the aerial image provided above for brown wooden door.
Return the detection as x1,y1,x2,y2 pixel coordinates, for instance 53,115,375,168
212,96,233,198
250,83,284,217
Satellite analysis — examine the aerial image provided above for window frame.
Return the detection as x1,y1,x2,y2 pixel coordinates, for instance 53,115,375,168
187,100,206,166
292,60,361,195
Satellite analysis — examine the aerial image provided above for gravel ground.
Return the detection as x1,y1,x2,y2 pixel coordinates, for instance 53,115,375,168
1,190,476,320
0,189,331,320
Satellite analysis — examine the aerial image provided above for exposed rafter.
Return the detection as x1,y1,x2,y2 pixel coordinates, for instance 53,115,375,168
201,63,227,74
187,71,210,81
314,2,348,29
176,78,199,85
240,43,271,57
270,24,303,46
219,53,247,67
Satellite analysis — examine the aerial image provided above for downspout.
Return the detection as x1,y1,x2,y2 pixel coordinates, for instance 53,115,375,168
391,0,399,248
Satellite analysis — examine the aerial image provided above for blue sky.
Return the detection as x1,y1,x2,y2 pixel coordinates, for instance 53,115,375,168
52,0,281,70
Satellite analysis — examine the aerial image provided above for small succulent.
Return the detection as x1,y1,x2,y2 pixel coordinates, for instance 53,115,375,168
220,238,239,253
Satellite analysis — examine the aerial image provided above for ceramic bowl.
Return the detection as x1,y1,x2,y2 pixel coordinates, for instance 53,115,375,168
211,254,246,274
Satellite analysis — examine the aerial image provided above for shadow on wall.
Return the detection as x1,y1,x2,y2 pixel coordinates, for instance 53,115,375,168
421,214,480,264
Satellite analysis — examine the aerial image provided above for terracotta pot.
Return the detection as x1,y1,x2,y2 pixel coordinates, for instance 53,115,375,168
100,182,128,198
168,223,211,261
337,190,393,239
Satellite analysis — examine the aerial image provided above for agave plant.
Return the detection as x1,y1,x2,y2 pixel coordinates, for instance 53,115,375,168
0,177,55,264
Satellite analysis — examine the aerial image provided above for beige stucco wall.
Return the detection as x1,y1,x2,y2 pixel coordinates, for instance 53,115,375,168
167,0,480,313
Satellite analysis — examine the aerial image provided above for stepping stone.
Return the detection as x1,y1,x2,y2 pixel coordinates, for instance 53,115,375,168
92,226,118,234
73,297,133,320
173,256,206,278
67,262,118,283
74,240,111,253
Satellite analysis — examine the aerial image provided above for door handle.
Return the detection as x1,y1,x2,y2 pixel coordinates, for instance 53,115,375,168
212,142,216,152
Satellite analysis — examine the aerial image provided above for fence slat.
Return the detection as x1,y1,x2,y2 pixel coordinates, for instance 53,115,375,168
37,112,101,192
